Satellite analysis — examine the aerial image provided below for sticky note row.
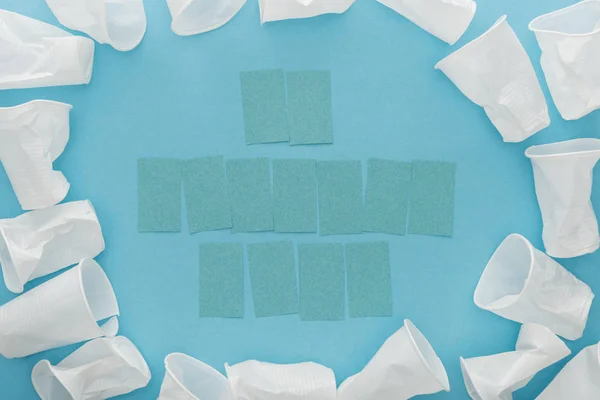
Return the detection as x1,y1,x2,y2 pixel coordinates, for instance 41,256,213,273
199,241,392,320
138,157,456,237
240,69,334,145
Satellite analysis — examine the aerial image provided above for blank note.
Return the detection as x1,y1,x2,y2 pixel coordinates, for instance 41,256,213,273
273,159,317,233
199,243,243,318
138,158,182,232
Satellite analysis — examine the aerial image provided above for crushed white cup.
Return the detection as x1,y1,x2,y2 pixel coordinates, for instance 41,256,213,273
0,100,72,211
0,200,105,294
259,0,355,24
376,0,476,45
337,319,450,400
31,336,150,400
167,0,247,36
460,323,570,400
0,10,94,90
226,360,337,400
474,234,594,341
158,353,234,400
537,342,600,399
526,139,600,258
45,0,147,51
529,1,600,120
0,258,119,359
435,16,550,143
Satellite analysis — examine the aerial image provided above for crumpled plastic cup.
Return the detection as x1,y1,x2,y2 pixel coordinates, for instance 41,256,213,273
0,200,105,294
0,100,72,211
167,0,247,36
226,360,337,400
0,258,119,359
460,323,570,400
31,336,151,400
45,0,147,51
376,0,476,45
435,16,550,143
537,342,600,399
158,353,234,400
474,234,594,341
259,0,355,24
529,1,600,120
526,139,600,258
337,319,450,400
0,10,94,90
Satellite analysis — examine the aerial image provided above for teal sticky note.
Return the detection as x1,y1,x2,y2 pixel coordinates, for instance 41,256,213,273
286,71,333,145
408,160,456,237
240,69,289,144
226,158,273,233
273,159,317,233
182,156,231,233
298,243,345,321
346,242,392,318
364,159,412,235
317,160,364,235
199,243,243,318
247,242,298,317
138,158,182,232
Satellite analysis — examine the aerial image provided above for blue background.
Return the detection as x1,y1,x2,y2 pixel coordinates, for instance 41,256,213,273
1,0,599,398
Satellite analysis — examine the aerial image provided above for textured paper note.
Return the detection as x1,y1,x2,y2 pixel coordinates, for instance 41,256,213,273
240,69,289,144
273,159,317,233
408,160,456,237
364,159,412,235
286,71,333,145
226,158,274,233
199,243,243,318
346,242,392,318
298,243,345,321
247,242,298,317
138,158,182,232
317,160,364,235
182,156,231,233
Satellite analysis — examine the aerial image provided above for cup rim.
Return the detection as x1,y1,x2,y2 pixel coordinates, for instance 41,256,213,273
0,100,73,112
525,138,600,159
404,319,451,392
528,0,600,37
171,0,246,36
165,353,228,400
435,15,507,70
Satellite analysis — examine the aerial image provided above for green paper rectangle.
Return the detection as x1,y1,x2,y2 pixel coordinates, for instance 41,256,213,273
408,160,456,237
286,70,333,145
240,69,289,144
199,243,243,318
317,160,364,235
273,159,317,233
346,242,392,318
364,159,412,235
298,243,345,321
182,156,231,233
138,158,182,232
247,242,298,317
226,158,273,233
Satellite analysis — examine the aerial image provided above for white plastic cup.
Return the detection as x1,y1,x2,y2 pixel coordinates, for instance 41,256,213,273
0,100,72,210
45,0,147,51
376,0,476,45
460,323,570,400
0,259,119,358
436,16,550,143
337,319,450,400
259,0,355,24
167,0,247,36
474,234,594,340
0,200,105,294
0,10,94,90
537,342,600,399
526,139,600,258
529,1,600,120
158,353,234,400
32,336,151,400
